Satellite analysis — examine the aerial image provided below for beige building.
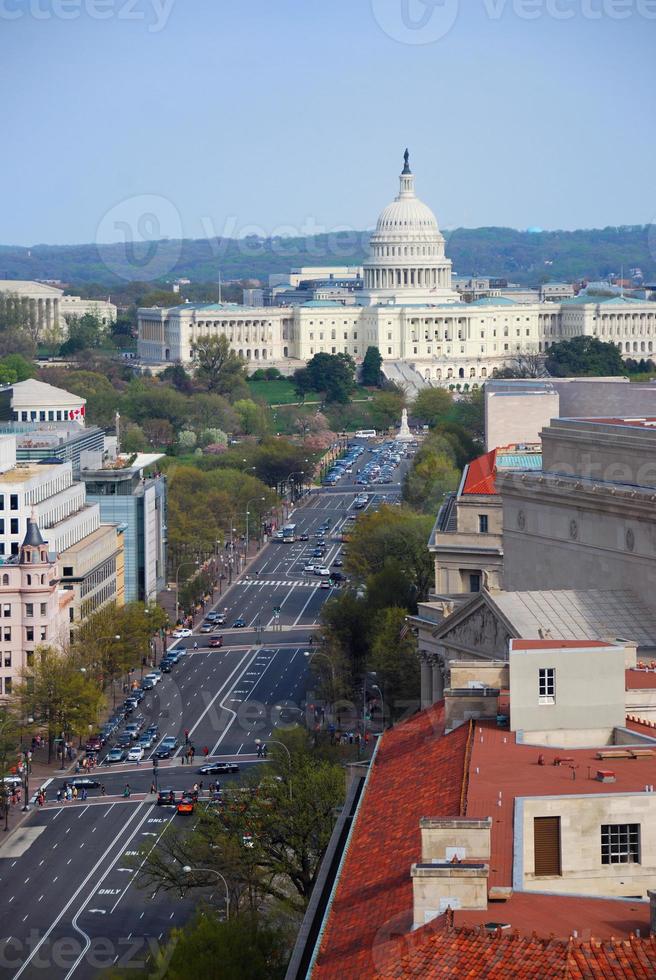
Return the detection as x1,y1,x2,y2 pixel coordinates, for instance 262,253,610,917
0,280,116,345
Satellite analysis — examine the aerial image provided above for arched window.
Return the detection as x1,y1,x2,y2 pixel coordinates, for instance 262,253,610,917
1,574,8,586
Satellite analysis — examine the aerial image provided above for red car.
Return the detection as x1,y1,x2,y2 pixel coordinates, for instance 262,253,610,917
209,636,224,648
177,796,195,815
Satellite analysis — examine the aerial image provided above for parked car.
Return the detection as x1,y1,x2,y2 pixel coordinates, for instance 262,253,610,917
104,748,126,764
141,677,155,690
156,738,178,759
197,762,239,775
160,660,173,673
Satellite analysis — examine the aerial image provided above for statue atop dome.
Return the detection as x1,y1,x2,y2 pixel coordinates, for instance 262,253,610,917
402,148,411,174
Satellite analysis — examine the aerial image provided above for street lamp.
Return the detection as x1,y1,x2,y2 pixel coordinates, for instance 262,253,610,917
245,496,265,558
181,866,230,920
255,738,292,800
175,560,200,625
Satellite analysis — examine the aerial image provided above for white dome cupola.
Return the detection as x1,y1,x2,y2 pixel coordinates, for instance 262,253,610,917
361,150,458,307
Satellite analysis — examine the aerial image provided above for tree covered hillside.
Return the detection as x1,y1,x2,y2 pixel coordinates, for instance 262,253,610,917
0,223,653,285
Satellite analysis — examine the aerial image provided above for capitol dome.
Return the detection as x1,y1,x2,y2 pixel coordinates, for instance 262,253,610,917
361,151,458,306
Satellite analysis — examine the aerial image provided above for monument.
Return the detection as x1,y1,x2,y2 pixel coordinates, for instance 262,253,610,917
396,407,413,443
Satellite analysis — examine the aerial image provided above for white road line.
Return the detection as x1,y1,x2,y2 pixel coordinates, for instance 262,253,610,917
181,648,254,750
11,802,148,980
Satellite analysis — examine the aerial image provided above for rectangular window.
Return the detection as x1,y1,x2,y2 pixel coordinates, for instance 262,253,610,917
10,543,17,556
63,566,73,577
0,519,3,533
2,604,9,618
9,495,18,511
469,573,481,593
25,603,33,618
3,627,10,642
40,626,47,641
3,653,10,668
26,627,34,642
40,603,47,616
10,519,18,535
534,816,561,876
4,677,11,695
478,514,489,534
601,824,640,865
538,667,556,704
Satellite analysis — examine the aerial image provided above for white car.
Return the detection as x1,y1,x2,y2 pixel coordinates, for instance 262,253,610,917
144,672,161,685
315,566,331,577
127,746,144,762
304,563,316,573
172,628,192,639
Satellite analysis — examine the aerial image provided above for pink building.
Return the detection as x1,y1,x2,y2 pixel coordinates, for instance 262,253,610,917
0,516,72,696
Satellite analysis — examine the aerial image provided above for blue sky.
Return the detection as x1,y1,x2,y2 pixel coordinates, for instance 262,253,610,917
1,0,654,245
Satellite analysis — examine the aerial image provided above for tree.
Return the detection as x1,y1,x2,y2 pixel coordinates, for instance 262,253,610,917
233,399,270,437
12,645,104,763
192,335,249,398
545,336,626,377
160,363,194,394
496,352,545,378
369,390,405,431
369,607,420,709
344,506,435,603
0,354,36,382
136,730,344,912
121,423,147,452
145,913,290,980
60,313,105,356
293,353,355,404
361,346,383,386
412,387,454,427
402,432,460,512
143,418,175,448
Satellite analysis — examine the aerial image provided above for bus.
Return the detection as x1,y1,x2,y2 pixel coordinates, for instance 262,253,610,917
282,523,297,543
354,429,376,439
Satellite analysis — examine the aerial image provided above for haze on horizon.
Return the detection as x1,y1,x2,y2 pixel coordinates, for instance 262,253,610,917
1,0,653,247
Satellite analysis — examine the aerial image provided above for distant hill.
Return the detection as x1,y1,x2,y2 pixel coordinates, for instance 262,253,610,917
0,224,653,287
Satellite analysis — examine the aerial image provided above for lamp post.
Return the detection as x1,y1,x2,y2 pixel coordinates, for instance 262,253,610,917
181,866,230,920
175,560,200,625
245,496,265,559
255,738,292,800
370,681,385,732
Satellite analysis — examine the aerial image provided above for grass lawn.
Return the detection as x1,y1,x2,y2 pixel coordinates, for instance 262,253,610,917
247,378,319,405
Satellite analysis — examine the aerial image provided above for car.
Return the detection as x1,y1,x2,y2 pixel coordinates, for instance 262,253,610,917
177,795,195,815
155,737,178,759
214,613,226,625
124,725,140,740
157,789,176,806
2,775,22,788
200,623,213,633
70,777,101,789
171,628,192,638
315,566,331,577
141,677,155,690
131,688,145,701
123,699,138,713
304,563,316,573
205,611,220,622
116,733,133,749
232,617,246,628
104,748,126,764
331,570,345,582
332,558,343,567
127,746,145,762
197,762,240,775
85,735,103,752
299,533,309,541
138,734,154,749
160,660,173,673
320,579,331,589
144,672,161,686
209,636,224,648
146,725,159,738
312,549,325,558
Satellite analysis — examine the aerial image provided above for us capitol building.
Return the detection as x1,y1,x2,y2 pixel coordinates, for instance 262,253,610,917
138,153,656,386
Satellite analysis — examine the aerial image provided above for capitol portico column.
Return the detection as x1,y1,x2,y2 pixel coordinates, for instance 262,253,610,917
432,655,444,703
420,656,433,708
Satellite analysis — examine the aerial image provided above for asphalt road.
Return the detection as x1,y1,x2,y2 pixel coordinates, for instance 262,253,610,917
0,440,411,978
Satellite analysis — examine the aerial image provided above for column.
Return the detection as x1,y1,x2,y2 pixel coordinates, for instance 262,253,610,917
421,656,433,709
432,656,444,703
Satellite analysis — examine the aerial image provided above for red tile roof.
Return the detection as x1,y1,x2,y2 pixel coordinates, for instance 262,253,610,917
461,449,497,496
311,705,470,980
512,639,612,650
373,922,656,978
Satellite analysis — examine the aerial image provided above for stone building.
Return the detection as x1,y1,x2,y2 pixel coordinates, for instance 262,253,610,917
0,280,116,343
137,153,656,386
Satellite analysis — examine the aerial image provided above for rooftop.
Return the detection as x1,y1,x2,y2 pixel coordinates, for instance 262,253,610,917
511,639,613,651
7,378,86,409
460,446,542,497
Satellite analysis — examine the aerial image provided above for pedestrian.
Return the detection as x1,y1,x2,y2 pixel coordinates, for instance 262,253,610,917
100,784,106,796
184,729,189,745
199,780,204,794
190,745,195,760
66,787,72,801
193,641,198,650
56,788,62,803
180,753,185,765
209,781,215,794
193,782,198,793
81,788,88,801
72,786,78,800
202,746,209,757
123,784,131,798
150,782,156,794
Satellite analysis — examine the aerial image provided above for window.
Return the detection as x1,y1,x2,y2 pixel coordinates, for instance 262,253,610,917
4,678,11,695
601,824,640,865
534,816,561,876
63,566,73,577
2,627,10,642
3,653,10,668
10,519,18,534
40,626,47,641
2,604,9,618
25,603,33,618
40,603,46,616
9,495,18,511
538,667,555,704
26,627,34,642
478,514,489,534
469,573,481,593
